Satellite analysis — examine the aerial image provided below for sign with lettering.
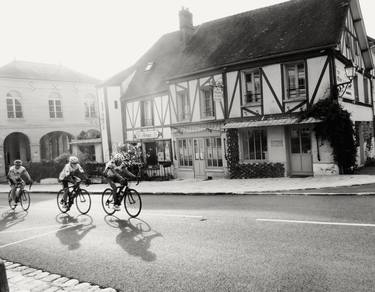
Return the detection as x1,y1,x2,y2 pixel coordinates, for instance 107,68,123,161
134,130,160,140
213,87,223,101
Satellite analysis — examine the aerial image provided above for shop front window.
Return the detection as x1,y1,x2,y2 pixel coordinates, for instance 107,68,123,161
156,140,172,162
241,129,268,161
178,139,193,167
145,142,157,166
206,137,223,167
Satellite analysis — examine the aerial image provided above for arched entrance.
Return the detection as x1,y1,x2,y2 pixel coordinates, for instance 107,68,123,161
40,131,73,161
4,132,31,172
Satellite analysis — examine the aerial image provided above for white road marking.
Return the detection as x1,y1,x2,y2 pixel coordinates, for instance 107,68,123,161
145,212,203,219
256,218,375,227
0,224,70,234
0,224,79,249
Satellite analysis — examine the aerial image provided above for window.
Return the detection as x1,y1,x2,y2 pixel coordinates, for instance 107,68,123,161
241,129,267,160
84,94,97,118
243,69,261,104
206,138,223,167
114,100,118,109
200,85,214,118
284,62,306,99
156,140,172,162
353,75,359,102
176,89,190,121
178,139,193,167
6,91,23,118
49,93,63,118
364,77,369,104
141,100,153,127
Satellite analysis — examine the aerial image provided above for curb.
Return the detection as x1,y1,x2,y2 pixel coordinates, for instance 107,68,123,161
1,258,117,292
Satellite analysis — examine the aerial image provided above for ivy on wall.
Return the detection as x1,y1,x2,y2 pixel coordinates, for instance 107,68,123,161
299,99,357,174
225,129,239,178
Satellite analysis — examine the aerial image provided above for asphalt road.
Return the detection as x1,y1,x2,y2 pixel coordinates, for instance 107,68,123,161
1,193,375,291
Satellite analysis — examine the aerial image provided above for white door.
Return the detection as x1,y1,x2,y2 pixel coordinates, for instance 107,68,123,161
290,127,313,176
193,138,205,178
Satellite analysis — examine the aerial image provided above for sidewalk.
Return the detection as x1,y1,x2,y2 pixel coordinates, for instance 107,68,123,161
2,173,375,195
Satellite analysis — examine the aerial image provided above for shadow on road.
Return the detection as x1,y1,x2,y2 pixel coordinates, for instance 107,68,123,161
55,213,96,250
0,210,28,232
104,215,162,262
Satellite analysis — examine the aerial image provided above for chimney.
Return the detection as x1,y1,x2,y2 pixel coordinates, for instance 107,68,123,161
179,7,194,44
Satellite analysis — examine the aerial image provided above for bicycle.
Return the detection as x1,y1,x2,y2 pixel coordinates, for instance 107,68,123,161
8,181,32,211
101,178,142,218
57,180,91,214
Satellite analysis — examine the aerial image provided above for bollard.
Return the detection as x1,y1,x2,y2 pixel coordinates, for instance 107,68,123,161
0,260,9,292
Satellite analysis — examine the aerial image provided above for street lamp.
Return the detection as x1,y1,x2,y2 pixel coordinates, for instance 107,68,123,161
336,64,357,97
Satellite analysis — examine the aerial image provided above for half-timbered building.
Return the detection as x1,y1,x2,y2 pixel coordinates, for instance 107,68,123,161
100,0,374,179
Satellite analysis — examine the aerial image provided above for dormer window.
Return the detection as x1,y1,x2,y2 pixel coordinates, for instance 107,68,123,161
144,62,154,71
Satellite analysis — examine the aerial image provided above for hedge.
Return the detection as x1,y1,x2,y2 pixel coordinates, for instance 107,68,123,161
230,162,285,179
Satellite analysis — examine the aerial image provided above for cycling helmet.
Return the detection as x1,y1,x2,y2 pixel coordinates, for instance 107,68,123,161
14,159,22,165
69,156,79,164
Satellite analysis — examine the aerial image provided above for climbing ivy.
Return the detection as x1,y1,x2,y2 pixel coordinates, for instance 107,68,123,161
299,99,357,174
225,129,239,178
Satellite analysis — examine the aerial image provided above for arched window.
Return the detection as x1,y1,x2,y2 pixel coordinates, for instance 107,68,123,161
49,92,63,118
6,90,23,119
84,94,97,118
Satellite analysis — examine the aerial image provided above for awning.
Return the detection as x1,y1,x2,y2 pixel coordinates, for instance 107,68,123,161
222,117,321,129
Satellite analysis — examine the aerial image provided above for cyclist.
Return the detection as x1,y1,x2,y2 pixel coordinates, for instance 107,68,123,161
7,159,32,208
104,153,136,211
58,156,90,208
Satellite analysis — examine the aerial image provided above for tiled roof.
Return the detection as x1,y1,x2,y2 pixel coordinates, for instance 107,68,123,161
0,60,100,84
109,0,350,99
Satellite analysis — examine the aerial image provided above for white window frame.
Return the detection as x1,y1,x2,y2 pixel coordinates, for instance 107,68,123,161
242,69,262,105
205,137,223,168
176,89,190,122
240,128,268,162
6,98,23,119
84,97,97,118
49,93,63,118
200,85,215,119
284,61,307,100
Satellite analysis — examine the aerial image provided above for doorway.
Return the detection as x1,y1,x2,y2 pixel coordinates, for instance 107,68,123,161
289,126,313,176
193,138,205,178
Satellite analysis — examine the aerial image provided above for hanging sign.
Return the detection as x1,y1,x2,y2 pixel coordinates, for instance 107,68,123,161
134,130,160,140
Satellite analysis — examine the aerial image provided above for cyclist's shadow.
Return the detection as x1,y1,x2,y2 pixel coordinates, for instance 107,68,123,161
55,213,96,250
105,215,162,262
0,210,28,232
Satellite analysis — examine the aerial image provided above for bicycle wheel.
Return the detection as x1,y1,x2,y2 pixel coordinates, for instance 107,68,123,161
101,188,115,215
20,190,30,211
75,189,91,214
123,188,142,218
57,189,69,213
8,191,16,210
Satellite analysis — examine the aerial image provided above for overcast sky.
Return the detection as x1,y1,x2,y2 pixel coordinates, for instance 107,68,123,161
1,0,374,81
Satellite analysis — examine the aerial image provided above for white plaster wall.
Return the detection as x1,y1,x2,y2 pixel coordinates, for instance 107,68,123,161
169,84,177,124
154,96,162,127
340,102,373,121
307,56,331,103
106,86,124,152
262,65,283,114
226,71,241,118
189,80,200,122
267,127,287,163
